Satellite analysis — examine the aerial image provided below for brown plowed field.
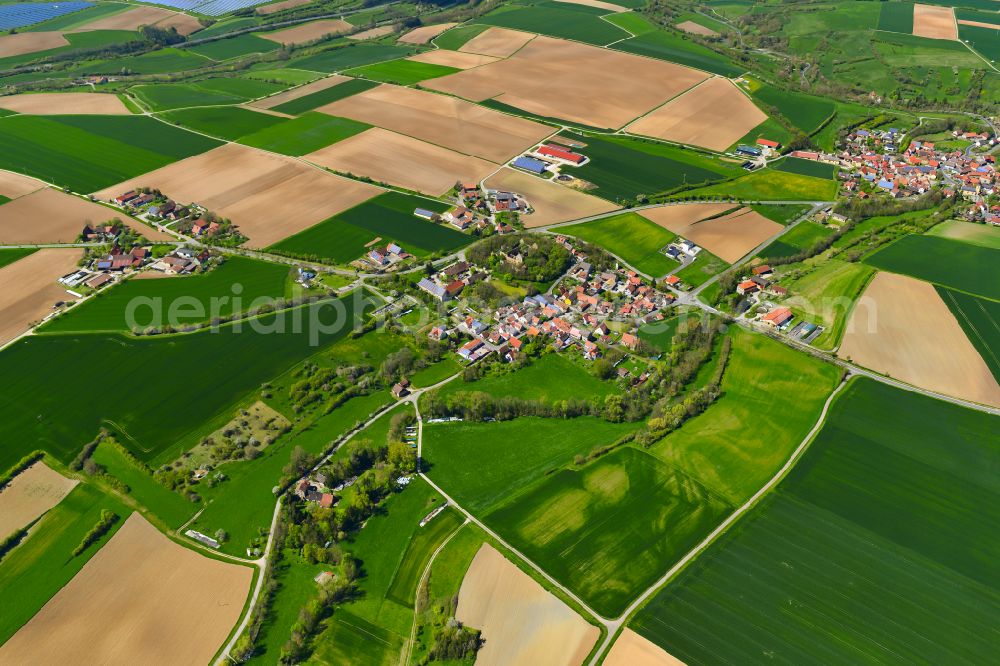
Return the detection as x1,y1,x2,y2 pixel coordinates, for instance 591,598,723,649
459,27,535,57
0,92,130,115
913,4,958,40
676,20,718,36
627,77,766,152
427,36,708,129
306,127,497,196
485,167,617,227
0,461,77,539
398,22,458,44
317,84,552,162
348,25,395,40
250,74,349,110
0,188,169,243
406,49,499,69
0,32,67,57
554,0,627,11
0,170,45,199
958,19,1000,30
0,513,253,665
456,544,599,666
71,6,198,35
261,19,352,46
0,249,83,346
641,206,781,263
637,202,735,232
93,144,380,247
839,272,1000,408
257,0,312,15
605,629,687,666
148,12,203,36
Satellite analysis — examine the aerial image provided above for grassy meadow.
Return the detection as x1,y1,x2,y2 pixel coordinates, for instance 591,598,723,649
782,259,876,350
160,106,285,141
676,168,839,202
271,78,379,115
344,59,459,85
287,44,419,74
938,287,1000,383
475,3,629,45
239,112,370,155
433,353,615,403
561,212,680,277
865,235,999,300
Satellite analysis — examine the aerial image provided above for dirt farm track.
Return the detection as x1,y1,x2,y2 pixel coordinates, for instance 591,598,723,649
0,513,252,665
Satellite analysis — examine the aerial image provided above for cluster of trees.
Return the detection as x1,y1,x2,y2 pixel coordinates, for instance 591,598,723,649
427,621,482,663
279,569,358,664
72,510,120,557
287,362,373,413
467,235,573,284
231,503,289,661
139,25,184,46
422,388,652,424
1,450,45,490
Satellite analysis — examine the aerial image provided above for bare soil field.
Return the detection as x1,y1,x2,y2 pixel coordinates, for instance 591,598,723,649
839,272,1000,407
0,188,169,244
957,19,1000,30
642,206,780,263
305,127,497,196
261,19,352,46
0,169,44,199
605,629,686,666
676,20,718,36
347,25,395,40
913,4,958,40
257,0,312,15
71,6,198,35
554,0,627,11
0,92,130,115
456,544,599,666
93,143,380,247
627,77,767,152
317,84,552,162
406,49,499,69
0,513,252,665
251,74,349,110
398,22,458,44
638,202,735,232
0,461,77,539
485,167,617,227
0,32,68,58
459,27,535,58
0,248,83,347
427,36,708,129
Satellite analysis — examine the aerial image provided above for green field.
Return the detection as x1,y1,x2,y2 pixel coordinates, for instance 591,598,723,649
0,482,130,644
160,106,285,141
648,328,841,504
239,112,371,155
408,356,462,388
288,44,419,73
865,234,999,300
750,203,811,225
0,30,139,71
783,259,875,350
938,287,1000,382
0,114,220,192
927,220,1000,249
637,314,686,352
424,416,640,513
269,192,465,263
772,156,836,179
24,2,129,31
633,377,1000,664
188,34,280,61
674,248,728,287
486,446,731,617
960,24,1000,63
752,84,835,134
676,168,839,202
877,2,915,34
561,212,679,277
474,3,629,45
432,24,490,50
559,131,736,201
0,247,35,268
344,59,459,85
271,78,379,115
132,77,284,112
385,507,464,606
760,220,836,257
243,68,323,85
612,26,746,77
77,48,212,76
91,440,195,528
0,293,375,471
42,257,291,333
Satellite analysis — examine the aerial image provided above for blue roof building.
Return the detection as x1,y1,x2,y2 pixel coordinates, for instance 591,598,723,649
512,156,547,174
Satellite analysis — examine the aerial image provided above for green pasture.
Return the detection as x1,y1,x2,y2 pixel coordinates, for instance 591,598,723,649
0,114,220,192
269,192,465,264
344,59,459,85
424,416,640,513
77,48,212,76
160,106,285,141
0,293,376,471
0,30,139,71
288,44,419,73
487,446,731,617
560,131,735,200
243,68,323,85
432,24,490,50
386,507,464,606
676,169,839,202
760,220,836,257
195,17,259,39
42,257,291,333
961,24,1000,63
938,287,1000,382
752,84,834,134
648,328,840,504
0,483,130,644
132,77,283,112
408,356,462,388
604,11,658,35
474,3,628,45
674,248,728,287
0,247,34,268
240,112,370,155
877,1,914,34
612,28,746,77
750,203,811,225
634,378,1000,664
637,315,685,352
926,220,1000,249
561,212,679,277
271,78,379,115
865,235,999,300
773,156,836,179
783,259,875,350
188,34,280,61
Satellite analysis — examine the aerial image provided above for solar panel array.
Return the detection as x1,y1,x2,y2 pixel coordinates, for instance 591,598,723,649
147,0,272,17
0,1,93,30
